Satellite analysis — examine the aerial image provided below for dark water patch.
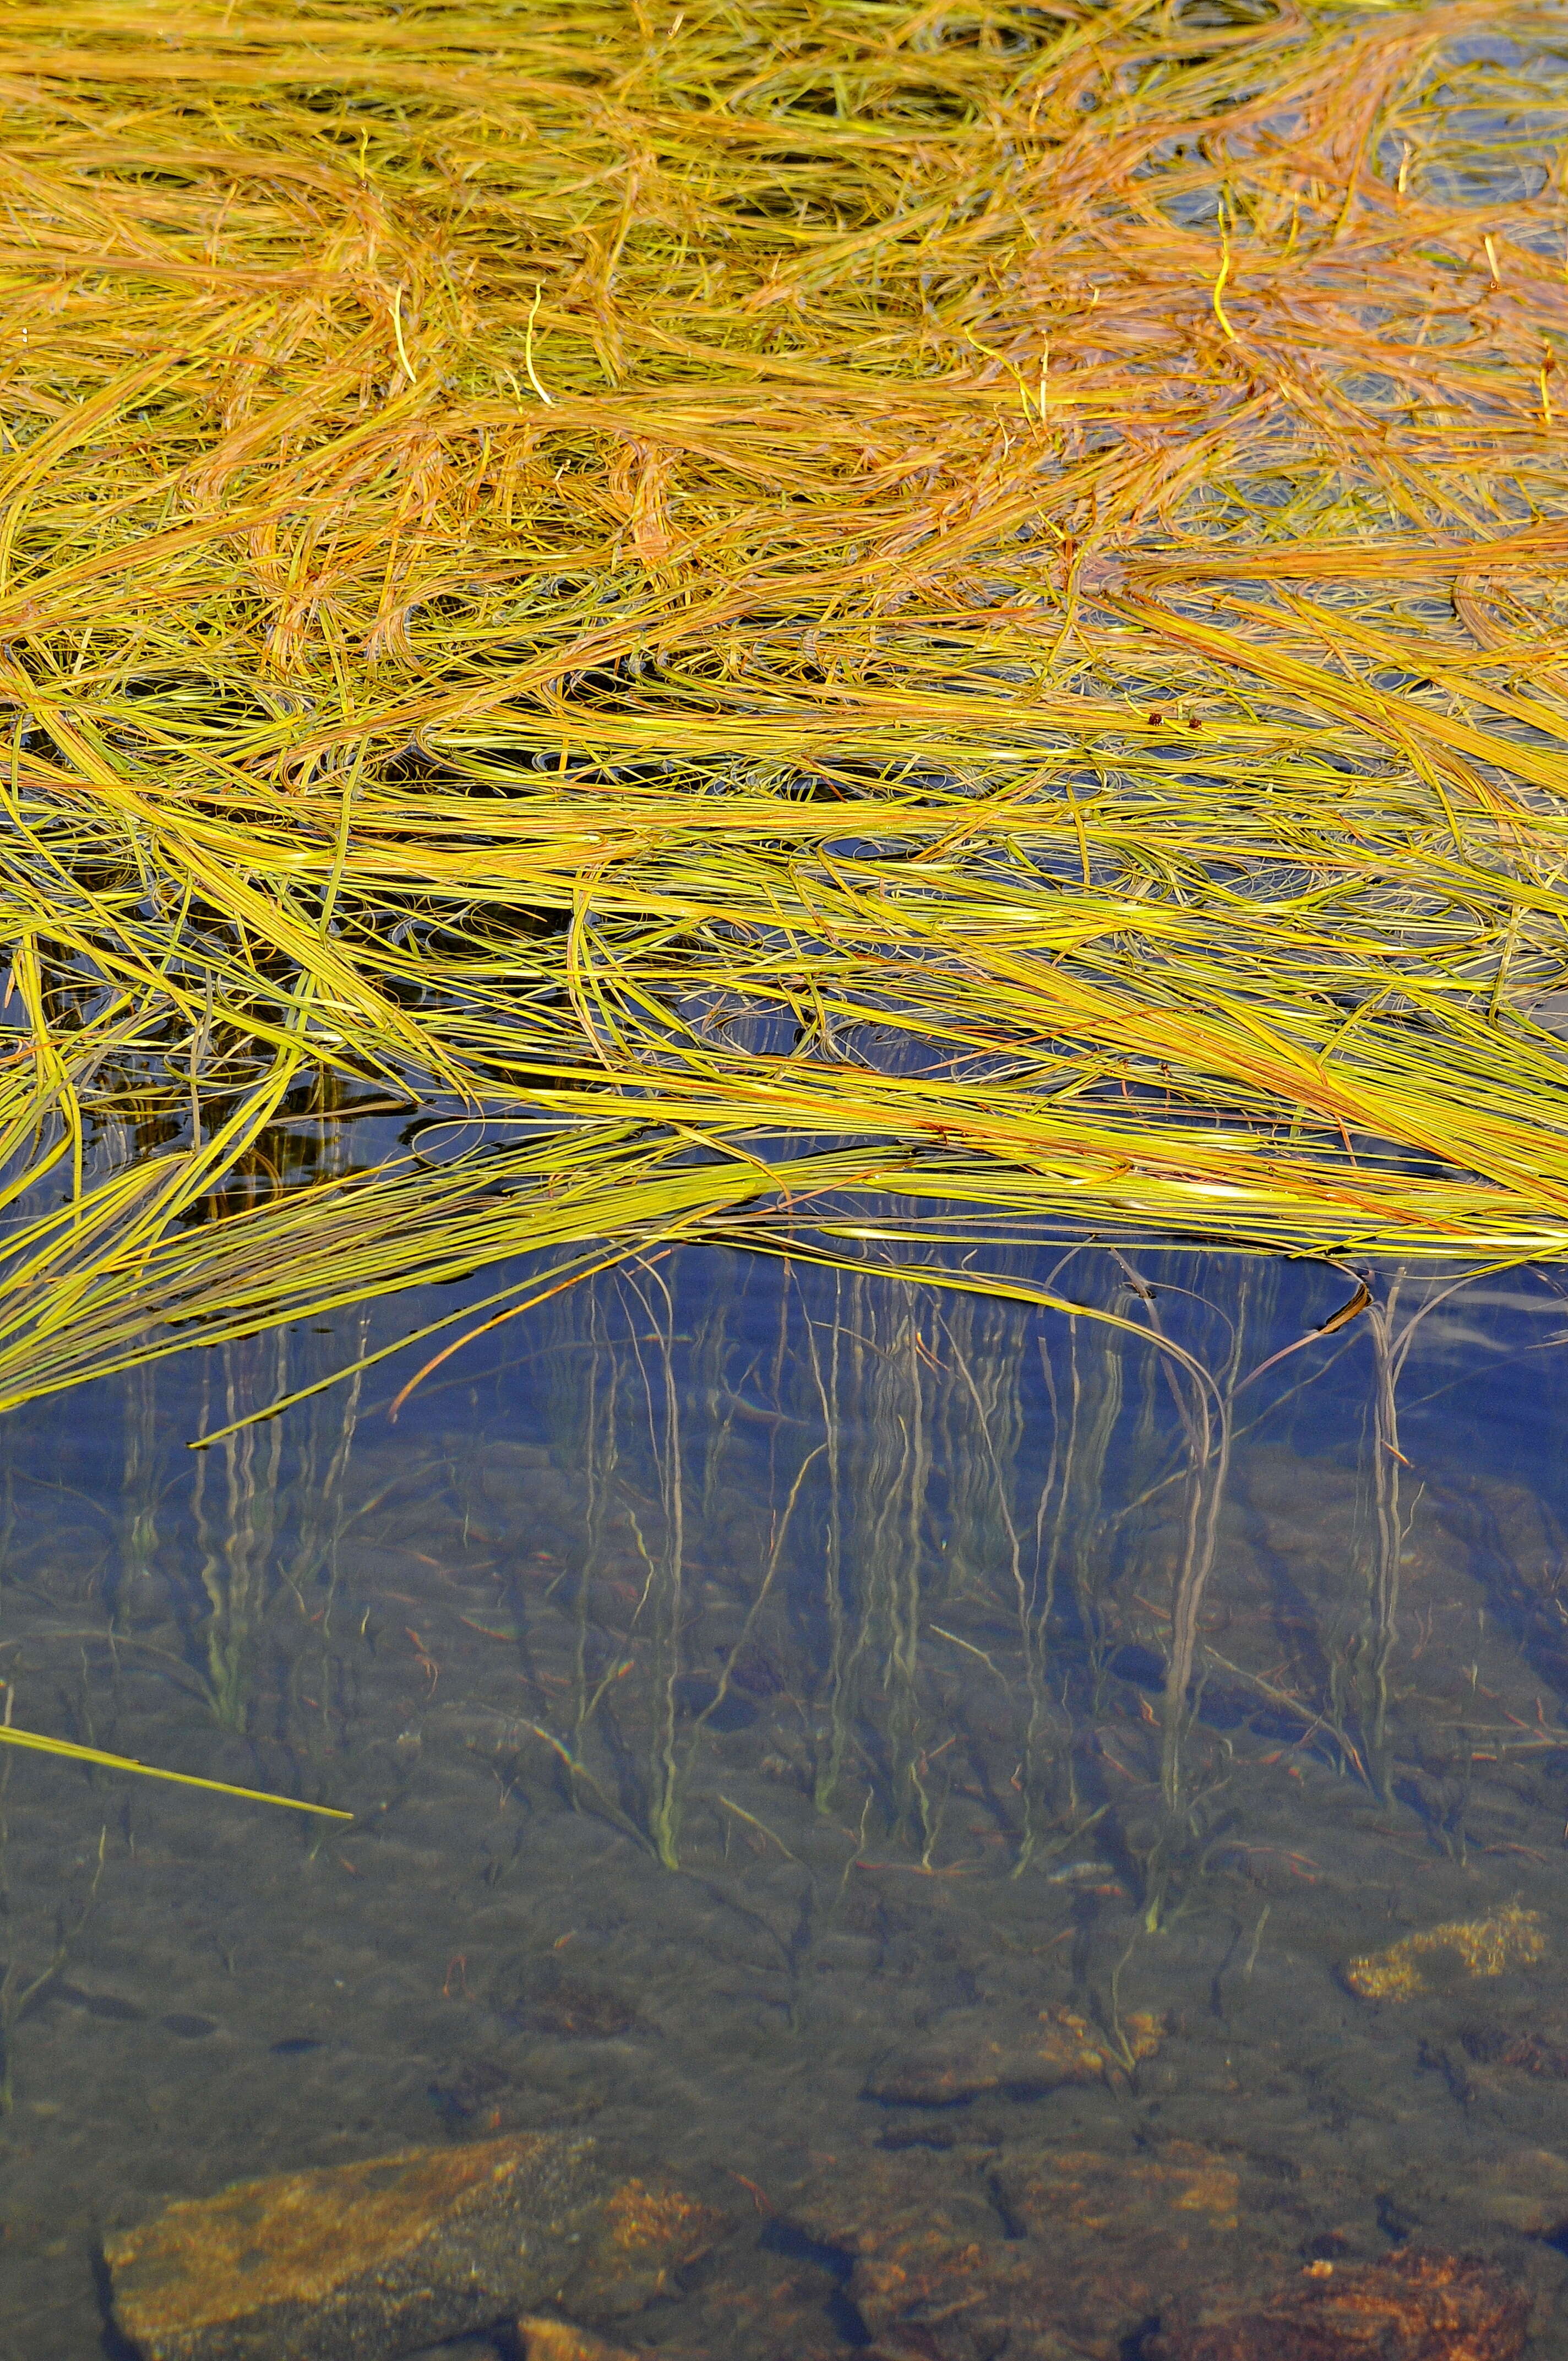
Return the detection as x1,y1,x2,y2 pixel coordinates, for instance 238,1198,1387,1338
56,1987,146,2025
756,2216,869,2346
427,2059,512,2124
671,1672,759,1730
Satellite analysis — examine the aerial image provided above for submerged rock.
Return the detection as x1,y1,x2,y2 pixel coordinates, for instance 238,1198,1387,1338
492,1956,647,2040
981,2144,1249,2358
1146,2249,1529,2361
428,2058,516,2126
516,2325,716,2361
518,2325,646,2361
1459,2019,1568,2079
864,2003,1163,2104
106,2134,723,2361
1344,1904,1544,2003
1471,2147,1568,2238
563,2176,727,2318
785,2140,1267,2361
993,2141,1242,2241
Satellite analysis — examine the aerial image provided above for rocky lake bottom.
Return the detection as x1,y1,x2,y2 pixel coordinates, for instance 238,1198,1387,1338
2,1252,1567,2359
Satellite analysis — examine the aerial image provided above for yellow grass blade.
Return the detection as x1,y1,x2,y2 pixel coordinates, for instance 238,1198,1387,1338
0,1724,351,1819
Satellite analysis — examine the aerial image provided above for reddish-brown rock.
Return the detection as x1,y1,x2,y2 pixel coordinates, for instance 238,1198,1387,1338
981,2145,1252,2359
1145,2249,1529,2361
784,2141,1280,2361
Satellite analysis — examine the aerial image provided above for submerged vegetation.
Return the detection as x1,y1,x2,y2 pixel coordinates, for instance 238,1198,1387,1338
515,1247,1568,1895
0,0,1565,1425
9,1239,1568,1917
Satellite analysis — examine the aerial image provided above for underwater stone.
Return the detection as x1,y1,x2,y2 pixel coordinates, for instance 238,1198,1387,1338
492,1955,646,2040
1145,2249,1529,2361
516,2327,714,2361
864,2003,1163,2103
1472,2147,1568,2238
106,2135,722,2361
786,2141,1265,2361
518,2325,646,2361
560,2175,727,2318
1461,2020,1568,2079
993,2141,1242,2240
819,2179,1021,2361
982,2142,1254,2358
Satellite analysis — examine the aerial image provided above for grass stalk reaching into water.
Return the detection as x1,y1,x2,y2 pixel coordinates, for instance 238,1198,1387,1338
0,1674,350,1820
0,1723,352,1818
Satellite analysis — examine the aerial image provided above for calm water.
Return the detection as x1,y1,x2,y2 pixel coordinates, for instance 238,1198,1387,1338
5,1242,1568,2354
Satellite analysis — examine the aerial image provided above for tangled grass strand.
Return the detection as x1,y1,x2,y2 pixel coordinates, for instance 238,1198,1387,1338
0,0,1566,1409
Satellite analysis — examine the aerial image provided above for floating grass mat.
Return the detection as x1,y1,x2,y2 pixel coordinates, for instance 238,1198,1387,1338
1,0,1567,1412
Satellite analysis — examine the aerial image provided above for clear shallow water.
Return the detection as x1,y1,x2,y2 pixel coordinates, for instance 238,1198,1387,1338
6,1245,1568,2355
